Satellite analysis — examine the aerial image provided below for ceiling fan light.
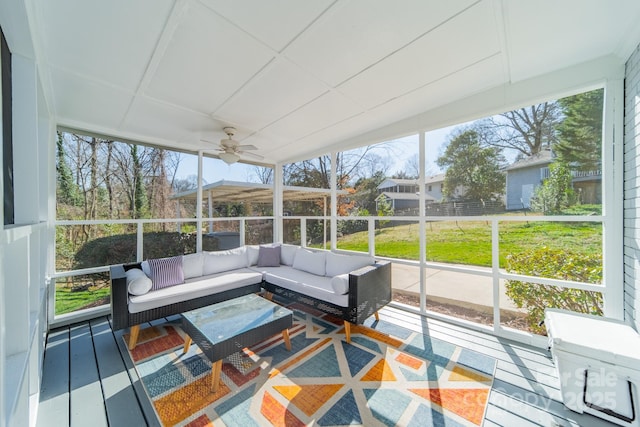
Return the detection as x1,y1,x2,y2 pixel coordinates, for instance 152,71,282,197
219,151,240,165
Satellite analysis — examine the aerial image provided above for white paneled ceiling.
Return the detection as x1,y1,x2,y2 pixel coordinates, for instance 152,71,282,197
21,0,640,164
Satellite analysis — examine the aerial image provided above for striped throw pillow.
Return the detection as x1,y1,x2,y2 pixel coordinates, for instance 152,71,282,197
148,256,184,291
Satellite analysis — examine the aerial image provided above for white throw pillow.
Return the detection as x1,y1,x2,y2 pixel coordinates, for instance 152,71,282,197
125,268,153,295
325,252,374,277
141,260,151,277
182,253,204,279
331,273,350,294
280,244,298,266
203,247,248,275
292,248,326,276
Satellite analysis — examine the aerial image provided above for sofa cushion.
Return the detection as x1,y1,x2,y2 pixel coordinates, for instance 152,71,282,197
204,247,248,275
258,245,281,267
262,266,348,307
182,253,204,279
247,245,260,266
128,268,262,314
325,252,374,277
125,268,152,295
148,256,184,290
280,244,298,266
293,248,326,276
331,273,350,295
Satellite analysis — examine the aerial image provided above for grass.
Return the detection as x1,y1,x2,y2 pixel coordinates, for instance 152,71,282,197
56,274,111,315
335,219,602,267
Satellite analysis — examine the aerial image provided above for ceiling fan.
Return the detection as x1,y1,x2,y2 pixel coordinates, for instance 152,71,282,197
210,127,263,165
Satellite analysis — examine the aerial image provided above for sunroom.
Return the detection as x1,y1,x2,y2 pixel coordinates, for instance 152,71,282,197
2,1,640,426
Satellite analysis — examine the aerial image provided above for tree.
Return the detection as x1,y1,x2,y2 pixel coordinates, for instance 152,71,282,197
56,132,80,206
131,144,148,219
436,129,505,201
530,161,576,214
353,170,386,214
252,166,273,184
554,89,604,171
474,102,561,157
376,195,393,231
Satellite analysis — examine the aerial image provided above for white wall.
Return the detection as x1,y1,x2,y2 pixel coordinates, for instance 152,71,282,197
624,42,640,330
0,7,53,426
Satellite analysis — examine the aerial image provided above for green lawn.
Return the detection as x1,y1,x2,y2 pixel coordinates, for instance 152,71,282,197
335,219,602,267
55,286,110,315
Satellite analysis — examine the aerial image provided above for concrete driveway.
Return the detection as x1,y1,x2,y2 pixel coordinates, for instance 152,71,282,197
391,262,523,313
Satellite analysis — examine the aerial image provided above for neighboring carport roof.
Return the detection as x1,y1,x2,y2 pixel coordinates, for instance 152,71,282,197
171,180,347,203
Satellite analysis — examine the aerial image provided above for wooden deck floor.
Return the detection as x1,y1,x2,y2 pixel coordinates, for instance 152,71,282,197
36,306,620,427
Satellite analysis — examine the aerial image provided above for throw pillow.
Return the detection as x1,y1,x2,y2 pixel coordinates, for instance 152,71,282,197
257,245,281,267
125,268,153,295
330,273,350,294
325,252,374,277
292,248,326,276
147,256,184,291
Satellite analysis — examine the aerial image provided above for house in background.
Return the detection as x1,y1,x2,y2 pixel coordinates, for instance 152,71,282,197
505,149,602,210
375,178,421,214
425,173,454,201
375,174,471,214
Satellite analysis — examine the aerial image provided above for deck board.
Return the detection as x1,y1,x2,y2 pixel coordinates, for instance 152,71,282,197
89,317,149,427
37,328,70,427
69,322,108,427
37,307,620,427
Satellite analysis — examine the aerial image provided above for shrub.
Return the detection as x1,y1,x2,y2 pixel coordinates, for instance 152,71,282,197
74,232,197,268
505,247,602,334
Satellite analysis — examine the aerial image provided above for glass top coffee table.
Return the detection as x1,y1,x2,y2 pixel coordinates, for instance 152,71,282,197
181,293,293,392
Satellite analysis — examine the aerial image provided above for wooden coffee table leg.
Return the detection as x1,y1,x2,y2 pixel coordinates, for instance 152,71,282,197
282,329,291,351
128,325,140,350
344,321,351,344
211,360,223,392
183,336,192,354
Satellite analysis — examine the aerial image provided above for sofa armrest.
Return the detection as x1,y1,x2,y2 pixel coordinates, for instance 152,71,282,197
348,260,392,324
110,263,141,330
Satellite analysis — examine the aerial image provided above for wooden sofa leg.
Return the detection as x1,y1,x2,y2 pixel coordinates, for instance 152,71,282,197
344,321,351,344
374,311,380,321
263,291,273,301
128,325,140,350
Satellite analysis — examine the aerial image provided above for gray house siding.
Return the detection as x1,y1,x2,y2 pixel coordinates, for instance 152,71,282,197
624,42,640,329
506,166,544,210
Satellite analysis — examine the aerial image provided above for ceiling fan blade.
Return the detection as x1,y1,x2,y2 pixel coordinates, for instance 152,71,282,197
237,144,258,151
240,151,264,160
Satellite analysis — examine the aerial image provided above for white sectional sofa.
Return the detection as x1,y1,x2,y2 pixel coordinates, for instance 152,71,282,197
110,244,392,348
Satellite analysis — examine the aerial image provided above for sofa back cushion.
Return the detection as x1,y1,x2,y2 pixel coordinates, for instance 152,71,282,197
148,256,184,290
292,248,326,276
280,244,298,266
325,252,374,277
257,245,281,267
125,268,153,295
204,247,248,275
247,245,260,266
182,253,204,279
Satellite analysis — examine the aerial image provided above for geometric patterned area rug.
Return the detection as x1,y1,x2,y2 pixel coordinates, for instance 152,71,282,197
123,304,496,427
